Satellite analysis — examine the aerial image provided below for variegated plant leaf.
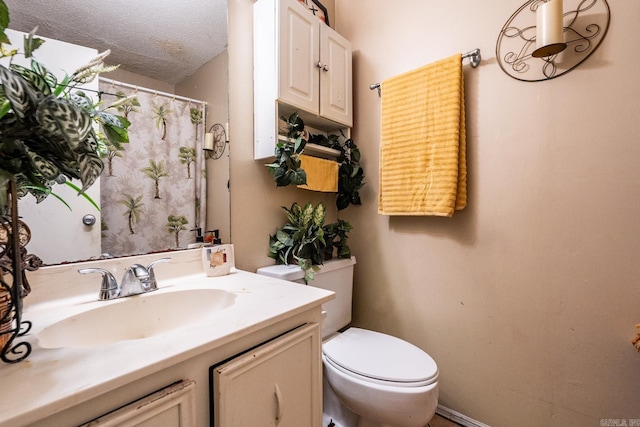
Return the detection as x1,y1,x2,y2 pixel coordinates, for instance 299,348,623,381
300,202,314,228
77,151,103,192
78,130,99,153
27,182,51,204
26,150,60,180
69,91,92,111
0,64,39,120
35,95,93,149
312,202,327,227
30,58,57,91
9,63,51,95
95,109,125,127
23,28,45,58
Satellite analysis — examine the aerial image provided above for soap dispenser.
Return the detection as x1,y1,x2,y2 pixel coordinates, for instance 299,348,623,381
192,227,204,242
205,229,222,245
188,228,209,249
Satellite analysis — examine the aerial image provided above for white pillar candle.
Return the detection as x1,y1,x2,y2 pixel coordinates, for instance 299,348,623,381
204,132,214,150
534,0,566,57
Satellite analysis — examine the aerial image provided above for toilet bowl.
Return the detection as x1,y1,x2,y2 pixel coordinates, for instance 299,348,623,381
256,257,439,427
322,328,438,427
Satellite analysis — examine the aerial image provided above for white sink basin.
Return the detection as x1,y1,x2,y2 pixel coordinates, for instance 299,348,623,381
37,288,235,349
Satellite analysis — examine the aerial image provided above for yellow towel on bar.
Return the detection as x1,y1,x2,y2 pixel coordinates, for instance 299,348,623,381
379,53,467,216
297,154,339,193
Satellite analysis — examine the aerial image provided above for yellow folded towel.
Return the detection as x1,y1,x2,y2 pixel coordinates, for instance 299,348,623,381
297,154,339,193
379,53,467,216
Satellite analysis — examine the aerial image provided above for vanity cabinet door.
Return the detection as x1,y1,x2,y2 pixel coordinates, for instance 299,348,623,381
80,380,196,427
213,323,322,427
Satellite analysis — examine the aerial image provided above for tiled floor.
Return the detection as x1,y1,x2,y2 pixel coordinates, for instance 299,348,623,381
430,413,464,427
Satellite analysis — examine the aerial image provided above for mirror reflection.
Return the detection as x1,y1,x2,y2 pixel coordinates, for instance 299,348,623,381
4,0,230,265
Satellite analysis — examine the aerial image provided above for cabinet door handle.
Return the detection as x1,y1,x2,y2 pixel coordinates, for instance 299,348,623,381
316,61,324,69
274,383,284,423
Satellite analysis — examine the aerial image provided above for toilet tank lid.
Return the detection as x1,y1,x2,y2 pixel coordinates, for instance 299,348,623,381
323,327,438,384
256,256,356,281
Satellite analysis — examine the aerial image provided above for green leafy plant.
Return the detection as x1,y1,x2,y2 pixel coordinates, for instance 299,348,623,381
309,133,364,211
322,218,352,260
265,112,365,211
265,112,307,186
268,201,351,282
0,9,131,214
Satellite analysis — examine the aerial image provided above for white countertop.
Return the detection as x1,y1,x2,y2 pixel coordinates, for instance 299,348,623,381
0,250,333,426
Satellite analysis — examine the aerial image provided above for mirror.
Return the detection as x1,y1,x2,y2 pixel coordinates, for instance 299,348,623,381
4,0,231,265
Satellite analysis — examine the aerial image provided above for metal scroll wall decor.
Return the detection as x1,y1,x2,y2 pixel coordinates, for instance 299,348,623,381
496,0,610,82
0,181,41,363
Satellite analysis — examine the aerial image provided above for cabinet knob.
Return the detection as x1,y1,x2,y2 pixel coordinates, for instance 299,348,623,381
323,64,329,71
316,61,324,69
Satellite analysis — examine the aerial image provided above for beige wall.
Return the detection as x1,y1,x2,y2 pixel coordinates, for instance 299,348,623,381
177,51,231,244
230,0,640,425
228,0,338,271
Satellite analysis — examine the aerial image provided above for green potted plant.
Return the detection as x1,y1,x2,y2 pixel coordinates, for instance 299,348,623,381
268,201,351,283
0,5,131,362
0,19,131,214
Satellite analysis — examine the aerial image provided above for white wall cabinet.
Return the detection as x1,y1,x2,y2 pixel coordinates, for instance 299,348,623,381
254,0,352,159
213,323,322,427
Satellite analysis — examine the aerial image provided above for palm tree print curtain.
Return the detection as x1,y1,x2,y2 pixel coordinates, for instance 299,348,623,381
98,81,206,256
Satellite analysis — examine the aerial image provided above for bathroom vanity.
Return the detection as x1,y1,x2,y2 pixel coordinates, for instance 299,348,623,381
0,250,333,426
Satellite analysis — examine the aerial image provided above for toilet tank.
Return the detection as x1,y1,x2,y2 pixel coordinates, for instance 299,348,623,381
257,256,356,338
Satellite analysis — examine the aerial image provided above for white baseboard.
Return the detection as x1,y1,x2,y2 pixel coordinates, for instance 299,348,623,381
436,405,491,427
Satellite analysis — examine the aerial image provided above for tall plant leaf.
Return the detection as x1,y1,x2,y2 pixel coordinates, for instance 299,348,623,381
9,64,51,95
0,64,39,119
35,95,93,149
23,27,45,58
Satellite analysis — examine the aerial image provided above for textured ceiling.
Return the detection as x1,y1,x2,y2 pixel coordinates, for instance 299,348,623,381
4,0,228,84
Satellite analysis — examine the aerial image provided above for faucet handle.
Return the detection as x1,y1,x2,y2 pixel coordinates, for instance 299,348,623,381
78,268,119,300
120,264,151,297
146,258,171,291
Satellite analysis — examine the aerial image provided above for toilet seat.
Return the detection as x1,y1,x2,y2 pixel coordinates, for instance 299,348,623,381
322,328,438,388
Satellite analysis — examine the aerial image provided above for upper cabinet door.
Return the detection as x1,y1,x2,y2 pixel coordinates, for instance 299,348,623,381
278,0,319,114
319,25,353,127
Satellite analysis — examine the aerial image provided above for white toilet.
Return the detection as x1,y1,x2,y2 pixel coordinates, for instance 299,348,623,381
256,256,439,427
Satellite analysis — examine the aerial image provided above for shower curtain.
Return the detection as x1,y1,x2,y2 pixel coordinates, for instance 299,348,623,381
98,80,207,256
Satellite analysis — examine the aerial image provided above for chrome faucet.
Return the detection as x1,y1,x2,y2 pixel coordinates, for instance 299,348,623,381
79,258,171,300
